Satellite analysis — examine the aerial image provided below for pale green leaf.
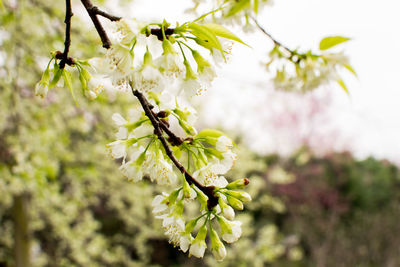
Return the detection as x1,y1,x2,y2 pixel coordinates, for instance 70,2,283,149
343,64,357,77
48,65,63,88
319,36,350,50
337,79,349,95
227,0,251,17
187,23,223,53
196,128,226,139
202,23,249,47
62,70,78,105
253,0,259,14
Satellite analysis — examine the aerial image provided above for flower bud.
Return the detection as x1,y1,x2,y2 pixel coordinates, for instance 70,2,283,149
184,218,198,234
35,82,48,98
209,226,226,261
189,224,207,258
218,196,235,220
162,39,176,55
226,178,250,190
182,179,196,199
226,190,252,203
226,195,243,210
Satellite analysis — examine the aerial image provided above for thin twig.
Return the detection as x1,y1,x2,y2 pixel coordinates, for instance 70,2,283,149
80,0,121,49
59,0,73,69
131,87,219,210
251,16,294,56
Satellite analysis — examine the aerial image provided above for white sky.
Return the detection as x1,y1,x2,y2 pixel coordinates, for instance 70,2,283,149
120,0,400,163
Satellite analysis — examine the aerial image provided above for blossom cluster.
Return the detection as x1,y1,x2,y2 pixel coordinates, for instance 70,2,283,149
107,105,251,260
267,36,356,93
35,13,251,260
96,18,250,260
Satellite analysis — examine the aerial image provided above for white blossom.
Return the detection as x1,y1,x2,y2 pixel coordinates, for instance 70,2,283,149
216,136,233,152
193,164,228,187
212,245,227,261
144,153,177,185
106,140,127,159
161,215,186,247
131,65,166,94
35,82,48,98
220,219,242,243
152,193,169,215
189,241,206,258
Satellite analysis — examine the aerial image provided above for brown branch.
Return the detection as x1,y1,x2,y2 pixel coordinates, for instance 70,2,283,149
80,0,121,49
59,0,73,69
131,87,219,210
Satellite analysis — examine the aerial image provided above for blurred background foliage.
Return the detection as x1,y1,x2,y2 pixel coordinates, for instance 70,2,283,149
1,0,400,266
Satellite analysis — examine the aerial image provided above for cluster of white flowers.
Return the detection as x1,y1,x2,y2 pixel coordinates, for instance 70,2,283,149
35,13,251,261
82,19,225,100
151,175,250,260
267,38,353,93
106,104,250,260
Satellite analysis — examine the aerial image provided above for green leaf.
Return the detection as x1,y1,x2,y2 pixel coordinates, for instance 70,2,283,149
196,129,226,139
319,36,350,50
202,23,249,47
337,79,349,95
48,64,63,88
62,69,78,105
343,64,357,77
187,23,223,53
227,0,251,17
253,0,259,14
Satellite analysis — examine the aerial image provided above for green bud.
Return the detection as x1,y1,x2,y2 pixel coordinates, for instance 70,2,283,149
225,190,252,203
185,218,198,234
226,178,250,190
209,226,223,249
178,118,197,136
41,68,51,85
194,187,208,211
195,224,208,242
192,50,211,73
182,178,192,199
218,195,229,210
226,195,243,210
217,215,232,234
162,39,175,55
204,147,224,160
184,60,197,80
143,46,153,66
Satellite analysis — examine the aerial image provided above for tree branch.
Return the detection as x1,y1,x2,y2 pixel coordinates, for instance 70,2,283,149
59,0,73,69
80,0,121,49
131,87,219,210
251,16,295,57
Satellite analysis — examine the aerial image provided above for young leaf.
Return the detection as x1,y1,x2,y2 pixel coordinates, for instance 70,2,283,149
343,64,357,77
187,23,223,53
319,36,350,50
62,69,78,104
202,23,249,47
226,0,251,17
337,79,349,95
196,129,226,139
253,0,259,14
49,64,63,88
